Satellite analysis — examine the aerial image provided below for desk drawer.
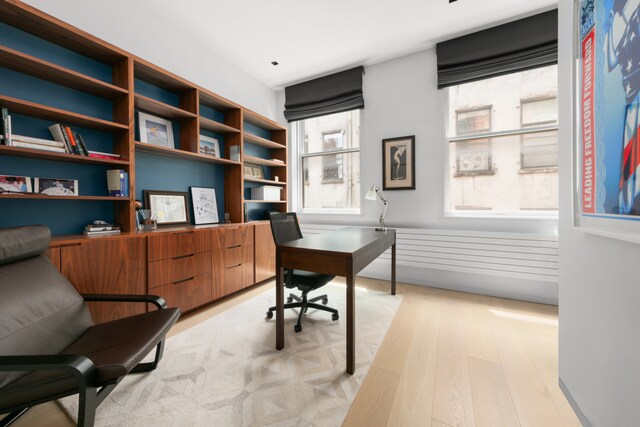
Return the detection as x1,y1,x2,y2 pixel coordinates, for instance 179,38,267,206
153,273,212,313
224,226,253,248
225,243,253,268
224,261,254,294
147,230,211,261
148,252,211,289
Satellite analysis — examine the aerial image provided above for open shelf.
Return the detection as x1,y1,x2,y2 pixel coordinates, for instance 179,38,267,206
0,95,129,133
134,59,194,92
243,109,284,131
135,141,241,165
0,194,130,201
0,45,128,99
200,117,240,135
243,199,287,204
243,155,286,167
134,94,196,120
244,177,286,186
0,145,129,166
199,89,239,111
244,132,285,149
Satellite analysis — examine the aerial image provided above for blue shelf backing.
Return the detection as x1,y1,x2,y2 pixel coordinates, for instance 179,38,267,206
244,202,281,221
134,78,180,107
244,121,272,140
200,104,225,123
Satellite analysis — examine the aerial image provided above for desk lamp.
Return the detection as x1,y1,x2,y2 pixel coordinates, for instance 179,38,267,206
365,184,388,231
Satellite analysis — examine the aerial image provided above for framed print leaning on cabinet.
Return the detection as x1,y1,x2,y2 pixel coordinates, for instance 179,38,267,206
144,190,190,225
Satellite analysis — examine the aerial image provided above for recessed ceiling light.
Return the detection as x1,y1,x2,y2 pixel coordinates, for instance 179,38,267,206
271,61,279,66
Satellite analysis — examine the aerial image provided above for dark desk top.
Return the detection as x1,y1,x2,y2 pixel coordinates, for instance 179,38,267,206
279,227,395,258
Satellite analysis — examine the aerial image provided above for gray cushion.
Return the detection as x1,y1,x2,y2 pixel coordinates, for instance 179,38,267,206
0,225,50,266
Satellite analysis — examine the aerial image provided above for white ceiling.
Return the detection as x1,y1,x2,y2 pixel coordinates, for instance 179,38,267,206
29,0,557,90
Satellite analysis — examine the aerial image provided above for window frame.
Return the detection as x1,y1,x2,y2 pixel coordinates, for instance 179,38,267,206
453,106,494,175
519,96,559,171
321,129,346,183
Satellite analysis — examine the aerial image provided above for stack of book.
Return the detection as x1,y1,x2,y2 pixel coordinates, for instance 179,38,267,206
10,135,66,152
83,223,121,236
106,169,129,197
88,150,121,161
48,124,90,155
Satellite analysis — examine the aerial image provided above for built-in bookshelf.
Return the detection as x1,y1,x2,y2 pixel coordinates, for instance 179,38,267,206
0,0,286,237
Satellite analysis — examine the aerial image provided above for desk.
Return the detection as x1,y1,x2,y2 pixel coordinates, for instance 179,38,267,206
275,227,396,374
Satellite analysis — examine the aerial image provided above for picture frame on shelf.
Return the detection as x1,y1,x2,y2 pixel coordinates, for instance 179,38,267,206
190,186,219,225
382,135,415,190
0,175,31,193
34,177,78,196
199,135,220,158
243,165,254,177
138,112,174,148
245,162,264,179
144,190,190,225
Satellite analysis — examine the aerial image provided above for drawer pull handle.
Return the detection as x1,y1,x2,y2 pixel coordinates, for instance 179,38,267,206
173,277,194,285
173,254,194,260
228,244,241,249
228,264,241,269
174,231,194,236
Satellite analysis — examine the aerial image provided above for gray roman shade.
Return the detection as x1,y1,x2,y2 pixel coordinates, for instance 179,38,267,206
436,9,557,89
284,66,364,122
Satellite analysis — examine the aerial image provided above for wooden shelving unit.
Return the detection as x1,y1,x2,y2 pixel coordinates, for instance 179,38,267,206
243,155,286,167
0,145,129,166
0,194,130,201
244,132,285,149
200,117,240,135
243,177,286,186
134,94,196,120
134,141,240,165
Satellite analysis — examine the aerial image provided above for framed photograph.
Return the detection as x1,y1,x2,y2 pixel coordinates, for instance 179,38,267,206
138,112,174,148
199,135,220,158
245,162,264,179
190,187,219,225
0,175,31,193
573,0,640,243
144,190,190,225
383,135,415,190
34,177,78,196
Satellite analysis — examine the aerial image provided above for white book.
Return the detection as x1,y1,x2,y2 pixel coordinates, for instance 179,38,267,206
88,149,120,158
12,134,65,148
11,141,66,153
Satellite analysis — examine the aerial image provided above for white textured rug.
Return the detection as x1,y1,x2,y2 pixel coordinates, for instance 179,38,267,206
60,282,402,427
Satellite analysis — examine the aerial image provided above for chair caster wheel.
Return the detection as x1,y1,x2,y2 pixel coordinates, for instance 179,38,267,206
332,313,339,321
322,297,328,305
287,296,293,303
294,324,302,333
266,311,273,319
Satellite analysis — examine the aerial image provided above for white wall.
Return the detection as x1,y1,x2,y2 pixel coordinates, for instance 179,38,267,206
23,0,279,119
558,0,640,425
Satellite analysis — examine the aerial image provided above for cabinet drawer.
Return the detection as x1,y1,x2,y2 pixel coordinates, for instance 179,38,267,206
148,252,211,289
153,273,212,313
223,226,253,248
224,243,253,268
147,230,211,261
223,262,254,295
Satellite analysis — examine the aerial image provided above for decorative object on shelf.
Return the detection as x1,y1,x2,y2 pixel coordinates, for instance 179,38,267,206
382,135,415,190
245,162,264,179
88,150,120,160
138,207,157,230
251,185,282,201
190,186,219,224
230,145,240,162
365,184,389,231
138,112,174,148
274,175,279,182
198,135,220,158
34,177,78,196
134,199,143,230
0,175,31,193
84,220,121,236
106,170,129,197
1,107,11,146
224,212,231,223
244,202,248,222
144,190,189,225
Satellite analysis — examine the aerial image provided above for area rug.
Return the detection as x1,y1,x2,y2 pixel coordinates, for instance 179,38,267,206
59,282,402,426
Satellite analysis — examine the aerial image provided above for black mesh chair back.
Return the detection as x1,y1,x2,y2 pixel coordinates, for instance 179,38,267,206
269,212,303,245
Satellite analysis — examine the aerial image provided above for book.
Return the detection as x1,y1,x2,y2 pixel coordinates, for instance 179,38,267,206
11,134,65,148
85,224,120,232
73,131,89,156
83,229,121,236
88,150,120,160
48,124,71,153
106,169,128,197
63,125,80,155
1,108,10,146
11,141,66,153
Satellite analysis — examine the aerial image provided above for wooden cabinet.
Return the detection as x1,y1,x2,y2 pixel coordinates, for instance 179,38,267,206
222,226,254,295
60,237,147,324
254,222,275,282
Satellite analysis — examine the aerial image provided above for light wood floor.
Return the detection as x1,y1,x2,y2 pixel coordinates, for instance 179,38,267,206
5,278,579,427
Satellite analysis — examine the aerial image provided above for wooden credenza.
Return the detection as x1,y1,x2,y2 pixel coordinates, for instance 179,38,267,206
48,222,276,323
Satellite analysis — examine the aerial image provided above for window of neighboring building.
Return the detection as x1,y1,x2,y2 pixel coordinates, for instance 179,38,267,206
445,64,558,216
295,110,361,212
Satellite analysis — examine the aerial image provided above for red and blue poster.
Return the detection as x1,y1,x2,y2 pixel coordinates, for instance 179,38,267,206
580,0,640,219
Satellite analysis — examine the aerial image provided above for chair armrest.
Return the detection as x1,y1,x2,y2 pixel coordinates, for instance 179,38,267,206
81,294,168,310
0,354,96,379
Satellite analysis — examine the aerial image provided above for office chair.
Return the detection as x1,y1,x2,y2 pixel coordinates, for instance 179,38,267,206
265,212,339,332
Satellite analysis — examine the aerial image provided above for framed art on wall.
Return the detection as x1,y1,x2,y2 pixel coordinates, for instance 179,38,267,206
138,112,174,148
144,190,190,225
383,135,415,190
190,186,219,224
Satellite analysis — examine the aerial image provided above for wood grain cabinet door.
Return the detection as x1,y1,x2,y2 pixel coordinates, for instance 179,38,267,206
254,222,275,283
60,237,147,323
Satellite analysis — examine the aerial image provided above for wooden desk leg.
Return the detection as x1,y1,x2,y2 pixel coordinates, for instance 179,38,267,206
391,241,396,295
346,264,355,375
276,251,284,350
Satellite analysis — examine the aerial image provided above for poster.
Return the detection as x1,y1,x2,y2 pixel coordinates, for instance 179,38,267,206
579,0,640,219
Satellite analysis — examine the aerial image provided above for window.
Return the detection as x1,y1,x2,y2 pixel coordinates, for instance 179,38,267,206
446,65,558,216
295,110,360,211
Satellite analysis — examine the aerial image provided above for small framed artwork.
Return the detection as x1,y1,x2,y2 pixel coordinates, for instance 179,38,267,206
144,190,190,225
34,177,78,196
243,165,254,177
138,112,174,148
383,135,415,190
245,162,264,179
0,175,32,193
199,135,220,158
190,187,219,224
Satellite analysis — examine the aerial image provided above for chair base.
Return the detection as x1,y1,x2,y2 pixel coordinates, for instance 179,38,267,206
266,292,339,333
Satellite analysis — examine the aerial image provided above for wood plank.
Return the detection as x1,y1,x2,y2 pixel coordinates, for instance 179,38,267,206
431,419,454,427
468,357,520,427
199,88,239,110
243,108,285,131
0,194,129,201
244,132,285,149
0,45,128,99
0,145,128,166
244,154,286,167
134,59,194,92
134,141,240,165
244,177,286,186
343,366,400,427
200,116,240,134
0,95,128,132
254,222,275,283
460,294,501,364
134,93,196,120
